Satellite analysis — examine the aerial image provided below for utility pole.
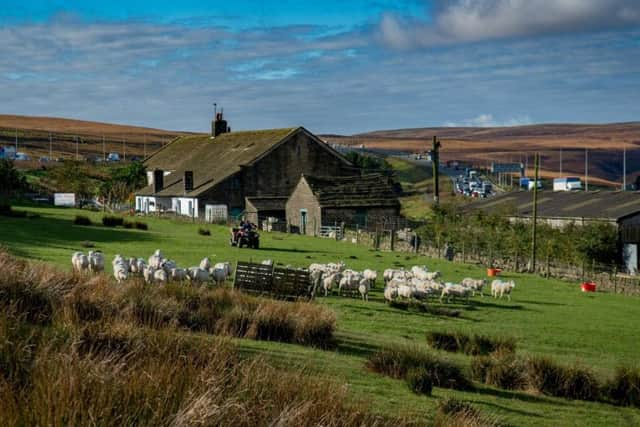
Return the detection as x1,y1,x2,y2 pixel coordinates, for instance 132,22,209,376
431,136,441,205
143,134,147,158
102,136,106,161
530,152,540,273
49,132,52,159
123,139,126,161
14,128,18,153
75,136,79,160
623,144,627,191
585,148,589,192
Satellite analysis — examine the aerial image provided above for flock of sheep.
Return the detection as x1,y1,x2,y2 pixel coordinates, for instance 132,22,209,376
308,263,516,303
70,251,516,304
71,250,233,285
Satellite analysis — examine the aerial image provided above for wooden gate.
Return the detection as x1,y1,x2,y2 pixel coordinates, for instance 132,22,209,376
233,261,312,300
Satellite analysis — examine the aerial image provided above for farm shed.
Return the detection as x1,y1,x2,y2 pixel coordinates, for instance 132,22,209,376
244,196,288,231
465,190,640,274
286,174,400,236
135,113,358,220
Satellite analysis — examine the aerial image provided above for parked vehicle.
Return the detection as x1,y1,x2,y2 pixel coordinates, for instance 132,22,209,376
553,177,582,191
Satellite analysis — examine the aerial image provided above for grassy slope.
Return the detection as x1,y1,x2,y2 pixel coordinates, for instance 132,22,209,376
2,205,640,426
387,157,455,219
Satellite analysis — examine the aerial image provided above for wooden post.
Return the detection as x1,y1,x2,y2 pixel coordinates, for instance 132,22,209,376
356,224,360,245
530,152,540,272
390,227,396,251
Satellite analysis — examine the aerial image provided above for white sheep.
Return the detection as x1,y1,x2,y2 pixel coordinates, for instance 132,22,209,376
309,269,323,297
170,267,188,282
130,258,147,275
153,268,168,284
189,267,210,284
491,280,516,300
199,257,211,270
383,286,398,303
462,278,487,297
210,267,226,286
358,278,371,302
161,259,177,273
71,252,89,273
410,266,430,280
148,250,164,269
363,269,377,288
213,262,233,279
143,265,156,284
113,263,128,284
112,255,130,273
87,251,104,273
440,283,472,304
261,259,274,266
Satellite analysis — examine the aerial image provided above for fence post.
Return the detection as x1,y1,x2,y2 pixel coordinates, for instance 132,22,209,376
356,224,360,245
390,227,396,252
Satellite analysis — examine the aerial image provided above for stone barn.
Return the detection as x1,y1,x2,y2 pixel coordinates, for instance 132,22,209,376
244,196,288,231
135,113,358,219
285,174,400,235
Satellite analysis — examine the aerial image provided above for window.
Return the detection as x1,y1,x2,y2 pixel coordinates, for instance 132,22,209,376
188,200,193,216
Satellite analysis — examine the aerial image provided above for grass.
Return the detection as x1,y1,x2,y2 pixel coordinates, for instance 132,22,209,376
2,205,640,425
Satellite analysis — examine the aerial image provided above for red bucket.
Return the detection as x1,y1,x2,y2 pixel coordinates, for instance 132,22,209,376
487,268,502,277
581,282,596,292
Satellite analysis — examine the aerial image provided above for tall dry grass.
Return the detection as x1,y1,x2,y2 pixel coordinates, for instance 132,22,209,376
0,249,413,426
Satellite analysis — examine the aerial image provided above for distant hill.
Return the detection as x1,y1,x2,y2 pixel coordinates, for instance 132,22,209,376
0,115,196,160
323,122,640,187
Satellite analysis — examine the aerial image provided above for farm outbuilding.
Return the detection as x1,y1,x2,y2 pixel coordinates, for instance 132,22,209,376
286,174,400,236
465,190,640,274
244,196,288,231
135,113,358,220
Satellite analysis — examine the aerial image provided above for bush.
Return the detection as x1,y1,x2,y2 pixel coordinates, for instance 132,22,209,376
606,366,640,407
134,221,148,230
198,227,211,236
434,398,500,427
484,353,528,390
526,356,600,400
406,368,433,395
73,215,92,226
367,345,473,391
123,220,134,229
102,215,124,227
0,206,27,218
427,330,516,356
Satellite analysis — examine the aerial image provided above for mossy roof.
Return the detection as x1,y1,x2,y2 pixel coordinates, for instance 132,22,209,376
137,127,299,197
303,174,400,208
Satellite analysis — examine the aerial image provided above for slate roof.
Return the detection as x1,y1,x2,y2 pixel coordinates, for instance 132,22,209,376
245,196,288,211
137,127,301,197
465,190,640,221
303,174,400,208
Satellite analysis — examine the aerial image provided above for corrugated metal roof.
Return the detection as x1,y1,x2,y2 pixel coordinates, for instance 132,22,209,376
466,190,640,221
304,174,400,208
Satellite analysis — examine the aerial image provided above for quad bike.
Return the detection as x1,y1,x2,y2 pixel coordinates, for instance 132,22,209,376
230,228,260,249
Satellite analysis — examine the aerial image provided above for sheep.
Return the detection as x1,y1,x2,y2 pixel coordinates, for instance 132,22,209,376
71,252,89,273
362,269,377,288
322,272,340,297
199,257,211,270
189,267,210,284
210,267,226,286
339,271,363,296
143,265,156,284
170,268,188,282
148,250,164,269
309,269,323,297
440,283,472,304
112,255,130,273
383,286,398,303
161,259,177,273
87,251,104,273
153,268,168,284
491,280,516,300
131,258,147,275
383,269,413,284
462,278,487,297
410,266,430,280
397,284,415,300
213,262,233,279
327,261,345,273
113,263,129,284
358,278,371,302
261,259,274,266
424,271,441,281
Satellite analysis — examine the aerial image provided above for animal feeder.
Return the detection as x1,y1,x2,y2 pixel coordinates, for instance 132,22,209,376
581,282,597,293
487,268,502,277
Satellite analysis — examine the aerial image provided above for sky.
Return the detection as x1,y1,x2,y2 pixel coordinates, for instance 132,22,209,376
0,0,639,134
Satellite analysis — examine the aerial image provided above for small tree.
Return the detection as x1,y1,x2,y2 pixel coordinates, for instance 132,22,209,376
0,159,27,208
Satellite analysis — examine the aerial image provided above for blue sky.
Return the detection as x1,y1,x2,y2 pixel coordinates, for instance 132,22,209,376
0,0,639,133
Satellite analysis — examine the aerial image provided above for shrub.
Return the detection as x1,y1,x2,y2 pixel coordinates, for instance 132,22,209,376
367,345,473,391
123,220,134,229
526,356,600,400
134,221,148,230
434,398,500,427
426,331,516,356
198,227,211,236
0,206,27,218
74,215,92,226
102,215,124,227
606,366,640,407
406,368,433,395
80,240,95,248
484,353,528,390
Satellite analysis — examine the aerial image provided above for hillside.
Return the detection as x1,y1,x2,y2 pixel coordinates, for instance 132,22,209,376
0,115,196,160
324,122,640,187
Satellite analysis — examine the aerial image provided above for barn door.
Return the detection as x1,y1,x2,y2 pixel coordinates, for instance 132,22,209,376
300,209,308,234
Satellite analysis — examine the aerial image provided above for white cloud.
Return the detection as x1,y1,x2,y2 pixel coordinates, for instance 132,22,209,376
380,0,640,48
444,114,532,127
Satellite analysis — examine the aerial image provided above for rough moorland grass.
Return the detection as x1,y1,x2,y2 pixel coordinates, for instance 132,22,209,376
134,221,148,230
367,345,473,391
101,215,124,227
605,366,640,407
471,352,528,390
406,367,433,395
434,398,500,427
427,330,516,355
73,215,92,226
198,227,211,236
526,356,600,401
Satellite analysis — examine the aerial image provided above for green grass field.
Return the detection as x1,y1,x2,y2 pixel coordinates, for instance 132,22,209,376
2,205,640,426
